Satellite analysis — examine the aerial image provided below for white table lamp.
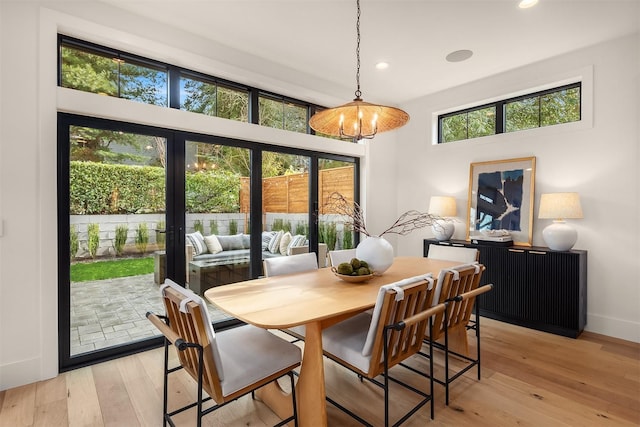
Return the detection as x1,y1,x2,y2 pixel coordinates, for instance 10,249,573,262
428,196,457,241
538,192,583,251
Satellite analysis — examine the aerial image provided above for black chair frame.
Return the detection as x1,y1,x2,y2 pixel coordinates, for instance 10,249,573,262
416,284,493,405
149,313,298,427
325,316,436,427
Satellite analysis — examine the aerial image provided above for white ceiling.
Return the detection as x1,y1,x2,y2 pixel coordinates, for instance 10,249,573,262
100,0,639,106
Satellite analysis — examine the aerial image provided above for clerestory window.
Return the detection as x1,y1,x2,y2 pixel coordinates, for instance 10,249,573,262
438,82,581,143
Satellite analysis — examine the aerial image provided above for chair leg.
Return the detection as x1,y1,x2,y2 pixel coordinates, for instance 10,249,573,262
444,307,450,406
162,337,170,427
290,372,298,427
475,303,482,381
428,317,435,420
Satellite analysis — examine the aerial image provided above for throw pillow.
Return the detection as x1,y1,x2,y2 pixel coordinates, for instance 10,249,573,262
279,232,292,255
186,231,207,256
203,234,223,254
241,234,251,249
268,230,284,254
261,231,276,251
287,234,307,255
217,234,245,251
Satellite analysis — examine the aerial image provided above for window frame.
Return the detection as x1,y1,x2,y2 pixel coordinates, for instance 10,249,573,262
437,82,582,143
58,35,323,136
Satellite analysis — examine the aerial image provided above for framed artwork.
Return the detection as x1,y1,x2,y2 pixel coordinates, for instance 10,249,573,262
466,156,536,246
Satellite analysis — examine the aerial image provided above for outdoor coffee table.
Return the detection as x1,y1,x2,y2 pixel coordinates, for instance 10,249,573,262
188,257,250,295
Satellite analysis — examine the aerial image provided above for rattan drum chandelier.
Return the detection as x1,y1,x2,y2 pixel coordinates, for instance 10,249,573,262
309,0,409,143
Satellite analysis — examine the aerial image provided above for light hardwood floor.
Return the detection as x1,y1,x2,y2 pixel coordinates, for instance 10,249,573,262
1,318,639,426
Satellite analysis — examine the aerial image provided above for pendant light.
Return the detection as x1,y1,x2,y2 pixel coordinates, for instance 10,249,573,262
309,0,409,142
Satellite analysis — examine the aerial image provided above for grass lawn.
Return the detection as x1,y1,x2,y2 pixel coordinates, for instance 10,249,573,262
71,256,154,282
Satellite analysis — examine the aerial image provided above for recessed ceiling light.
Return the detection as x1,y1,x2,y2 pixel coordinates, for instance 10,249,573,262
445,49,473,63
519,0,538,8
375,62,389,70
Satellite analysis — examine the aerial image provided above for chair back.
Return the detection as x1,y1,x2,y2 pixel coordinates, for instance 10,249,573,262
364,274,438,377
154,280,225,402
427,244,479,263
431,264,485,341
328,248,357,267
263,251,318,277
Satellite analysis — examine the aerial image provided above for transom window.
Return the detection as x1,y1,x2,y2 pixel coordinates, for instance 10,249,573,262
438,82,581,143
58,36,322,134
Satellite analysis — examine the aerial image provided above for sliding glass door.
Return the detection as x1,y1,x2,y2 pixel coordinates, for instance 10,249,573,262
59,115,173,369
58,114,360,370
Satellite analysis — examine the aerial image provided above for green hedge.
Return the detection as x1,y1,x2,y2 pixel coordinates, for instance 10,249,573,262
70,161,241,214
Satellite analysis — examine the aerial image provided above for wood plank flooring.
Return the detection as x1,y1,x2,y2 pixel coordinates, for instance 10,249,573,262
1,318,639,426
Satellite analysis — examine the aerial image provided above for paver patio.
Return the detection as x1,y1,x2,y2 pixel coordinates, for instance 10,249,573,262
70,273,231,355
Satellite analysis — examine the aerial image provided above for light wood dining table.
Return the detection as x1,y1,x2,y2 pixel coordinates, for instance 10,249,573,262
205,256,460,427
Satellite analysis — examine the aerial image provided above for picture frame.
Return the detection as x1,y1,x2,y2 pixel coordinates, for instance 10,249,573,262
466,156,536,246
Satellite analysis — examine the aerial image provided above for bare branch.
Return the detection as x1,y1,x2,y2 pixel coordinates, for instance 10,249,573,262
323,192,443,237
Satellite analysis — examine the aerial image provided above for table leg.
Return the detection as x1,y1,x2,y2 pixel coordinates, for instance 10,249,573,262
296,321,327,427
255,322,327,427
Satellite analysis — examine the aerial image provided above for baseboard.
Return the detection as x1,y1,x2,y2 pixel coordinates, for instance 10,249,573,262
585,313,640,343
0,357,54,391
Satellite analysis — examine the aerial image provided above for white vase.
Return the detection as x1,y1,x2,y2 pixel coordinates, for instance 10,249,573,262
356,236,394,274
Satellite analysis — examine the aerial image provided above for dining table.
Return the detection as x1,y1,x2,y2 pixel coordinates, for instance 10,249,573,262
205,256,461,427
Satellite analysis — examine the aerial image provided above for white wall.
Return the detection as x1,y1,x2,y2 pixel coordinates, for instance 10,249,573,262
1,0,637,391
394,33,640,343
0,1,366,390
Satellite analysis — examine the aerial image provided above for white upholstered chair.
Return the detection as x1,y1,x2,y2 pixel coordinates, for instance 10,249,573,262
263,251,318,277
321,274,445,424
147,279,301,427
328,248,357,267
427,243,479,263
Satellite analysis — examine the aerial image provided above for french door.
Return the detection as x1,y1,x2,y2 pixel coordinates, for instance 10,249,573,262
58,113,359,370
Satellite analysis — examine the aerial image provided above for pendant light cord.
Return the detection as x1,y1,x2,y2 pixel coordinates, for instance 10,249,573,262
354,0,362,100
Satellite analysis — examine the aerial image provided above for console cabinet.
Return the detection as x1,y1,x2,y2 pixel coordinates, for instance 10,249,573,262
424,239,587,338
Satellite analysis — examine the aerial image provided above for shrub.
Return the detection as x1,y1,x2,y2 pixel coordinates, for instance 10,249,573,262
70,225,79,259
155,220,165,248
229,219,238,235
323,222,337,251
295,222,308,238
135,223,149,254
114,224,129,256
272,218,284,231
343,225,353,250
209,219,218,235
87,223,100,259
193,219,204,234
282,220,292,233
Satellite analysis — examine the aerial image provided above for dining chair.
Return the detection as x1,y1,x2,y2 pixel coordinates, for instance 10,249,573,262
146,279,301,427
425,263,492,405
321,273,446,426
263,251,319,341
328,248,357,267
427,243,479,263
263,251,318,277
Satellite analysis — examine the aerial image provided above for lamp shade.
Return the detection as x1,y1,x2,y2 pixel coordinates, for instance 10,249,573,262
428,196,456,241
538,193,583,251
428,196,457,217
538,193,583,219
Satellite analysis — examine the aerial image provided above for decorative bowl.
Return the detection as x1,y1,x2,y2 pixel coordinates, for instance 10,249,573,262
331,267,375,283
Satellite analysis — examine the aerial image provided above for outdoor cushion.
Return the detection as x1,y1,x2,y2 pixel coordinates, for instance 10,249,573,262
268,230,284,254
279,232,292,255
186,231,207,256
262,231,276,251
204,234,223,254
287,234,307,255
217,234,245,251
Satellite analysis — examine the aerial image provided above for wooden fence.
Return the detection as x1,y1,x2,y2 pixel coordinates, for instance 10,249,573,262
239,165,354,214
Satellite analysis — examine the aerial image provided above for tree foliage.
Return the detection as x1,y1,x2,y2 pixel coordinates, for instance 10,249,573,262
442,86,580,143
